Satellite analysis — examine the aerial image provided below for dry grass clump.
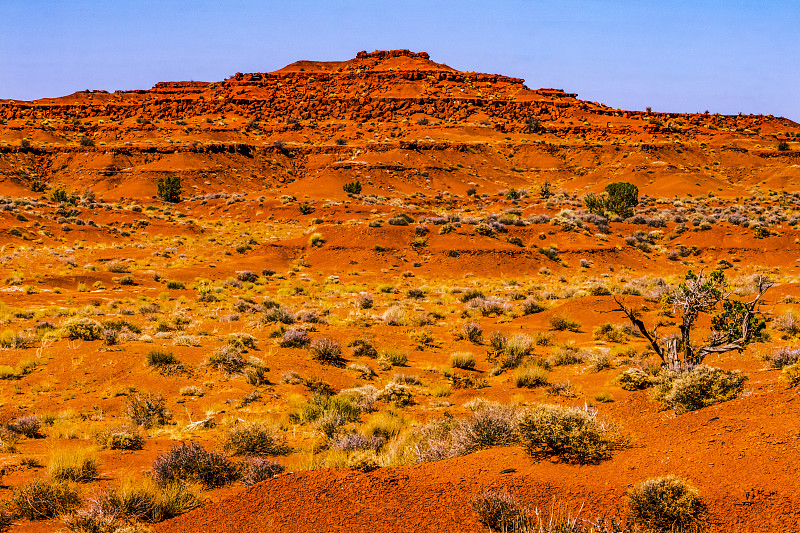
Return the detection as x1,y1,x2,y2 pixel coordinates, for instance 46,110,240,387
49,447,99,482
515,404,628,464
146,349,182,372
450,352,476,370
626,475,705,532
379,349,408,367
515,365,549,388
781,362,800,387
65,476,202,528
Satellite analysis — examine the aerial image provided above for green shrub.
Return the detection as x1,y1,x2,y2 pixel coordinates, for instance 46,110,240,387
380,349,408,367
12,478,82,520
626,475,704,532
97,426,145,450
782,361,800,387
49,448,99,482
220,421,290,456
62,318,102,341
652,365,747,414
617,368,652,390
298,202,314,214
450,352,476,370
593,323,629,343
584,182,639,218
549,316,581,332
50,187,70,204
515,404,627,464
343,180,362,194
157,175,182,203
166,280,185,290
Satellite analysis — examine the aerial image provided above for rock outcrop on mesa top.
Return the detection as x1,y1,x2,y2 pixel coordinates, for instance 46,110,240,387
0,49,798,199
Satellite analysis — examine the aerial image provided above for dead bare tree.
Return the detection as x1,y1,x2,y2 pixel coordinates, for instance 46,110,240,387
613,271,772,371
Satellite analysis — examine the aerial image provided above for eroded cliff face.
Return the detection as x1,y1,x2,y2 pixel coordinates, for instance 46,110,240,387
0,49,797,199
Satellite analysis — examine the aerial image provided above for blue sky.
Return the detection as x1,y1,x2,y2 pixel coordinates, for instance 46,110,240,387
1,0,798,120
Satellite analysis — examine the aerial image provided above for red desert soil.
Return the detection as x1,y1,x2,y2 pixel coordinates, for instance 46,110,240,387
1,49,799,533
156,383,800,533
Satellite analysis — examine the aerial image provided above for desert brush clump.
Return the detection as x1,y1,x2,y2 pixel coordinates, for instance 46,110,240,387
626,475,705,532
349,337,378,358
240,457,285,486
66,475,202,527
651,365,747,414
123,392,173,428
8,414,43,438
413,404,518,463
616,368,653,390
309,337,344,365
152,442,239,489
470,490,530,533
456,321,483,343
96,426,145,450
220,421,290,456
11,478,82,520
515,404,628,464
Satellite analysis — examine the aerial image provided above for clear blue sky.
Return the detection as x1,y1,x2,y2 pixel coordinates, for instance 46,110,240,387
1,0,798,120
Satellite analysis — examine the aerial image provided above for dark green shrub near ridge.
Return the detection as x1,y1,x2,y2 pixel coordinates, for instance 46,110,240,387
343,180,362,194
584,181,639,218
157,175,182,203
